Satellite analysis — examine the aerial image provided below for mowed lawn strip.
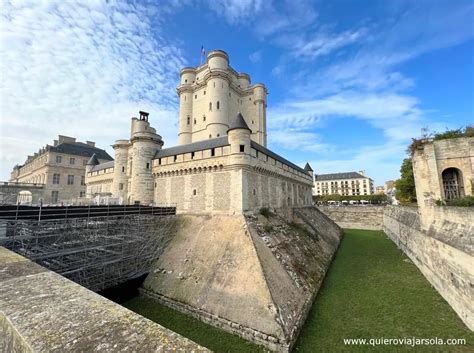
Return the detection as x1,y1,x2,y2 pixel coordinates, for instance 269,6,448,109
123,229,473,352
294,229,474,353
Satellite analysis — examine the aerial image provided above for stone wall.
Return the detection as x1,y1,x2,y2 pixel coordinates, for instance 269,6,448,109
141,207,342,352
383,206,473,330
0,247,207,352
317,206,385,230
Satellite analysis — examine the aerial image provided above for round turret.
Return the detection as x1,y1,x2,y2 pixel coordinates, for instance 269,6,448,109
180,67,196,85
207,50,229,70
238,73,251,89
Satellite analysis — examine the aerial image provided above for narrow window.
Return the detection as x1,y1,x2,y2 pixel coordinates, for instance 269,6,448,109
204,90,206,95
194,119,196,124
122,166,125,172
217,133,220,137
184,96,186,101
213,82,215,88
193,189,197,195
146,162,150,169
203,115,206,122
174,155,177,162
185,79,187,83
209,102,212,111
191,152,195,159
240,145,245,153
195,94,197,99
81,175,85,186
83,159,87,166
187,116,190,125
211,148,215,157
158,158,162,165
119,183,124,190
67,175,74,185
249,97,251,101
69,157,75,165
209,134,212,139
217,101,220,109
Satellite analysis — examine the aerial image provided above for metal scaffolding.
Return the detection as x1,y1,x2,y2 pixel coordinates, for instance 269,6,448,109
0,206,176,292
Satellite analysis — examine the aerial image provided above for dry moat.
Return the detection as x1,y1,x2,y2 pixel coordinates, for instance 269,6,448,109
108,229,473,353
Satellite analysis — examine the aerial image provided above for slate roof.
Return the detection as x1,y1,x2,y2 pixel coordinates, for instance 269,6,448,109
250,141,307,174
228,112,251,132
304,163,313,172
47,142,113,161
86,153,100,166
150,132,310,175
90,160,114,172
314,172,369,181
154,136,229,159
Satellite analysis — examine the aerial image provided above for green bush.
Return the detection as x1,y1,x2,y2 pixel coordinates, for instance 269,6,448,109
444,196,474,207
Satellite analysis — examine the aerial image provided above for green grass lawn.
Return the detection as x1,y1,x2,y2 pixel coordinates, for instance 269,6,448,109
122,229,473,352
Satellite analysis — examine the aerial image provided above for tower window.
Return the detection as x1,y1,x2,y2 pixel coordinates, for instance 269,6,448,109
194,119,196,124
211,148,215,157
217,133,220,137
119,183,123,190
187,116,190,125
209,134,212,139
191,152,195,159
193,189,197,196
158,158,161,165
203,115,206,122
240,145,245,152
185,79,187,83
173,155,177,162
209,102,212,111
195,94,197,99
122,166,125,172
213,82,215,88
217,101,220,109
204,90,206,95
146,162,150,169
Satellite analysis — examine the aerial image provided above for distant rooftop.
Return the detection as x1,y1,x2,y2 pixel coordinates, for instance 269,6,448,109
314,172,371,181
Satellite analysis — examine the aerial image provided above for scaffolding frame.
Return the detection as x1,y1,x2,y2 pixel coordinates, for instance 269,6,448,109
0,208,176,292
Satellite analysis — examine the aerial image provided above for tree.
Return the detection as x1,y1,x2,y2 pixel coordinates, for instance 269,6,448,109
395,158,416,204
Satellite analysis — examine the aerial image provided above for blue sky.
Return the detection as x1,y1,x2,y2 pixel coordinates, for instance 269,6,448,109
1,0,473,185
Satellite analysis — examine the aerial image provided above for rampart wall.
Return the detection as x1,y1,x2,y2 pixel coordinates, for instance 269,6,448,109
0,247,207,352
317,206,385,230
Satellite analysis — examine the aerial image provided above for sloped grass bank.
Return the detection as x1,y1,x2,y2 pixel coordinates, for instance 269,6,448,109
122,229,473,352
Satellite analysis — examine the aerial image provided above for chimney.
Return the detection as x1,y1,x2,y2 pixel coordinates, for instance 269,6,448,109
139,111,149,121
86,141,96,147
54,139,58,146
58,135,76,144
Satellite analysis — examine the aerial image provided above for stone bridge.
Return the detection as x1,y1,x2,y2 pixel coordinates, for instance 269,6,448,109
0,181,44,205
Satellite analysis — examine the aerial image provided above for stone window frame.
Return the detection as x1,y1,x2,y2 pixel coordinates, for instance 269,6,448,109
67,175,74,185
52,173,60,184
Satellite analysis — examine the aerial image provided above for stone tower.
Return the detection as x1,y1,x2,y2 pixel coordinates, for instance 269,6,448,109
177,50,268,146
128,111,163,205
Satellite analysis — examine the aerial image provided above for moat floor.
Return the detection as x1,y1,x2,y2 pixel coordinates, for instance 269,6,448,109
122,229,473,352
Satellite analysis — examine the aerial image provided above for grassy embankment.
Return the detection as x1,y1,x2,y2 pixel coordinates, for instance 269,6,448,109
123,229,473,352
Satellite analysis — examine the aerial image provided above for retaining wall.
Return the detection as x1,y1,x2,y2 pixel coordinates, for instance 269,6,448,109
383,206,473,330
317,206,385,230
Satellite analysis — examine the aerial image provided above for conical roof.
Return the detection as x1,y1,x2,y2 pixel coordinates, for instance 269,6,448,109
304,162,313,172
86,153,100,166
227,112,251,133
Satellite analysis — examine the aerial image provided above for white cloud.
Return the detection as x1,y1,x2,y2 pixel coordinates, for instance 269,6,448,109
0,0,185,179
249,49,262,63
206,0,265,24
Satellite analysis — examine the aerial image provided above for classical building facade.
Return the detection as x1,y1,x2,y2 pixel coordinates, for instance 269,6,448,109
86,50,314,212
9,135,112,204
313,170,375,196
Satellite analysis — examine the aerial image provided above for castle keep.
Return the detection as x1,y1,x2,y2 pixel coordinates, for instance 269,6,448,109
86,50,314,212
